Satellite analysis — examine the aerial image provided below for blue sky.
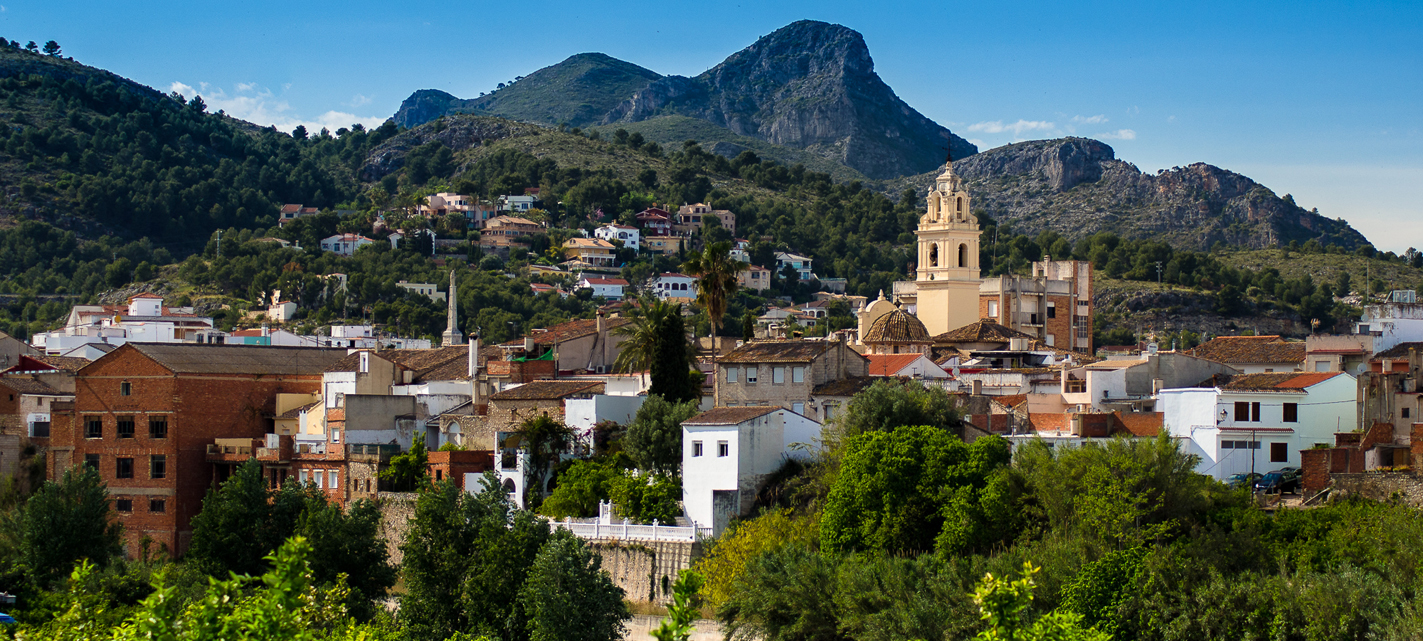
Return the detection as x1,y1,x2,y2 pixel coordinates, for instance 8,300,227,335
5,0,1420,250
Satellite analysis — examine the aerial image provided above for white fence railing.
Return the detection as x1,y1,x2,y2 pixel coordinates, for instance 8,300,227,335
552,517,712,542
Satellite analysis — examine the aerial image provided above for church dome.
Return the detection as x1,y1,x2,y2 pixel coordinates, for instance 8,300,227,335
863,308,932,345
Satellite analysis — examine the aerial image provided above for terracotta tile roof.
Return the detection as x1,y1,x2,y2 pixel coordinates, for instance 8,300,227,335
119,344,347,376
33,355,92,372
811,376,880,397
325,346,469,375
581,278,629,286
863,309,932,344
1214,371,1344,391
723,340,849,364
1113,412,1164,437
1373,342,1423,360
1186,335,1305,365
932,319,1035,344
489,380,604,400
683,406,780,425
500,317,631,347
0,376,61,395
416,358,472,383
866,354,923,376
277,400,321,420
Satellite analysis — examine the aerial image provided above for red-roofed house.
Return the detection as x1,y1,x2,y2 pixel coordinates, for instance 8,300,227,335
576,276,629,300
635,208,673,236
1159,370,1356,481
865,353,948,379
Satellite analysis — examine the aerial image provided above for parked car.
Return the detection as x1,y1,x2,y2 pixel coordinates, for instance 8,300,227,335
1226,472,1262,489
0,612,16,625
1255,467,1302,494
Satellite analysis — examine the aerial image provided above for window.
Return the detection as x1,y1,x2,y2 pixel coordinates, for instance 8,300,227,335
435,469,443,481
331,430,341,443
329,470,339,490
987,300,999,317
120,381,131,396
85,454,99,470
792,367,804,383
746,367,758,384
30,421,50,438
726,367,738,383
115,499,132,513
793,402,805,415
692,441,703,457
149,417,168,439
1234,402,1250,421
1314,361,1330,372
150,455,166,479
1047,303,1056,319
1270,442,1288,463
1283,403,1299,423
85,416,103,439
313,470,325,488
149,499,166,513
773,367,785,384
117,416,135,439
299,469,309,484
1252,402,1261,422
1405,407,1413,419
717,441,729,457
116,458,134,479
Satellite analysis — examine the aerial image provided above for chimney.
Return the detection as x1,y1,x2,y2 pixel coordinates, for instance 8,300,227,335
596,311,607,369
524,336,535,352
1152,378,1165,395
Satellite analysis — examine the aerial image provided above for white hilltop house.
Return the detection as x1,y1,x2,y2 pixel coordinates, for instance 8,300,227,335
31,294,217,354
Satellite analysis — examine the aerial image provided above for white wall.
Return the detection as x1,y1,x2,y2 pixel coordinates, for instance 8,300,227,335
564,395,645,432
682,426,740,531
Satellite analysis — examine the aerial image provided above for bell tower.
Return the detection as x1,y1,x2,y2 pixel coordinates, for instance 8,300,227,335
914,155,981,336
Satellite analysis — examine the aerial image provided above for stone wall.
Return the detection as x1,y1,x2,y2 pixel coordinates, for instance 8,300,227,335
376,492,419,566
589,539,702,605
1329,472,1423,507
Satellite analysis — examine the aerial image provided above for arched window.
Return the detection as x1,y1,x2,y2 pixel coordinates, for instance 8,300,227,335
957,197,964,214
502,478,516,494
929,243,938,267
958,244,968,268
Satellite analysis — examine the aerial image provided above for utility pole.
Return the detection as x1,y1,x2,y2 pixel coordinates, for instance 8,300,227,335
215,230,222,259
1156,261,1163,284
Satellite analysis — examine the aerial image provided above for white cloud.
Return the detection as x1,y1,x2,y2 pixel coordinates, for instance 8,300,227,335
1097,129,1137,140
168,81,386,135
1071,114,1108,125
967,119,1056,136
347,94,373,108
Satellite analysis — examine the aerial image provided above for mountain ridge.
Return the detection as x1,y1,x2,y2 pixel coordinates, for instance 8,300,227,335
391,20,975,180
890,137,1369,251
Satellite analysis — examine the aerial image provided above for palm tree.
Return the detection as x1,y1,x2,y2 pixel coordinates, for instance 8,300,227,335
612,296,678,378
682,241,749,354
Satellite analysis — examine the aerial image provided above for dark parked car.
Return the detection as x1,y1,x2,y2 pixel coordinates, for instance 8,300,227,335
1226,472,1262,489
1255,467,1302,494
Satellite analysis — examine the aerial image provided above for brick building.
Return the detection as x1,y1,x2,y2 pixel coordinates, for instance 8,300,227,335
979,259,1093,353
50,343,346,557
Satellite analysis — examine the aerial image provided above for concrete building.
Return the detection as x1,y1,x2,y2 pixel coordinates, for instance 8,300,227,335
319,233,375,256
397,280,447,305
1159,372,1356,481
715,340,869,422
644,235,688,256
1059,352,1240,413
594,224,641,251
483,380,606,508
0,330,39,371
979,259,1094,353
577,277,629,300
773,252,814,282
563,238,617,267
675,203,736,236
681,406,820,536
32,295,217,355
1186,335,1306,373
651,273,698,302
278,204,319,227
738,265,771,292
1304,334,1373,375
50,343,346,557
1355,292,1423,354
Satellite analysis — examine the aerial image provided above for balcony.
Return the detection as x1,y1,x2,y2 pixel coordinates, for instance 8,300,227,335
206,440,259,462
